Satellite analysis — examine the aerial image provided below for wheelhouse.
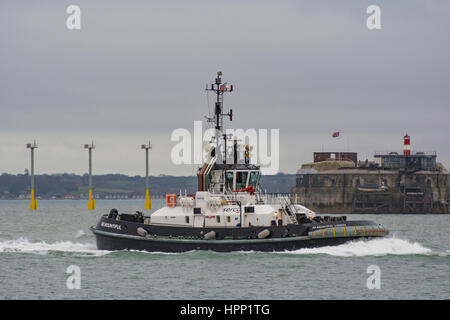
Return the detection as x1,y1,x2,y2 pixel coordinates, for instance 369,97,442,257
199,163,261,193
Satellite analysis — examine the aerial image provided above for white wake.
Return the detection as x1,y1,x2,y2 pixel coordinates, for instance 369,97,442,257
282,237,433,257
0,237,110,256
0,237,440,257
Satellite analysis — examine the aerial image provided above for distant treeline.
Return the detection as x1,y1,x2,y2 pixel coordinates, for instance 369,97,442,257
0,173,296,199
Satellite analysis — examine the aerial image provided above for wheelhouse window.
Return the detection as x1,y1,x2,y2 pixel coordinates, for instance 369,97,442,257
216,216,221,223
206,173,212,190
236,171,248,190
249,171,259,188
225,171,234,191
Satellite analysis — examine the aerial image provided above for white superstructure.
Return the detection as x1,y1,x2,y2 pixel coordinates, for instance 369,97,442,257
149,72,315,229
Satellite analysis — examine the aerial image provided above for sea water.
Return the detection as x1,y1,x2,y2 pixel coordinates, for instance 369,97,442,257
0,200,448,299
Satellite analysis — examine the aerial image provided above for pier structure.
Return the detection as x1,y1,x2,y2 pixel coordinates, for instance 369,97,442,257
84,142,95,210
141,141,152,210
26,141,38,210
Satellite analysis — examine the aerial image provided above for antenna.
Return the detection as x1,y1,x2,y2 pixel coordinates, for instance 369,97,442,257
205,71,233,131
205,72,234,164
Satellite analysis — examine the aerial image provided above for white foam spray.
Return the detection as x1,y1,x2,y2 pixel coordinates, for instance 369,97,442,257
280,237,433,257
0,237,110,256
0,237,439,257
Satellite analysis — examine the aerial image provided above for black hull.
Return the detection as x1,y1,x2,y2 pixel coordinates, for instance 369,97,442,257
91,215,388,253
92,228,364,253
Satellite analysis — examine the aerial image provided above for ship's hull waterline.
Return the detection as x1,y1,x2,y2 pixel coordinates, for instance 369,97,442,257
91,217,388,253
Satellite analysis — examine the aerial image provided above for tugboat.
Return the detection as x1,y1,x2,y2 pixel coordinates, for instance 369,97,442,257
90,72,388,252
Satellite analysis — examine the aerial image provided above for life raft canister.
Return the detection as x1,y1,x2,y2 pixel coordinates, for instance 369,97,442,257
166,194,177,207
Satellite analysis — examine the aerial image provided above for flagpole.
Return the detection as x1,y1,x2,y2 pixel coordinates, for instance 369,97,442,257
332,131,339,155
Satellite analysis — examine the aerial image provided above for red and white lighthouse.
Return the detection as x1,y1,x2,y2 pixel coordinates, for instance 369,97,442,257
403,134,411,156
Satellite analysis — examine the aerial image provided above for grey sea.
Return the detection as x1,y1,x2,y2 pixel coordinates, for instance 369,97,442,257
0,200,449,300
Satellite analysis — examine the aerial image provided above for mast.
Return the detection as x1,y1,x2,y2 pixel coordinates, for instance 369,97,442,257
205,71,233,164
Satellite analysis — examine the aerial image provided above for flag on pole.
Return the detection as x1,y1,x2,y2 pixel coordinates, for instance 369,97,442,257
332,132,340,138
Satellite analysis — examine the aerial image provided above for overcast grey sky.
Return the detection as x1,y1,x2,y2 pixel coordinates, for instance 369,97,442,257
1,0,449,176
